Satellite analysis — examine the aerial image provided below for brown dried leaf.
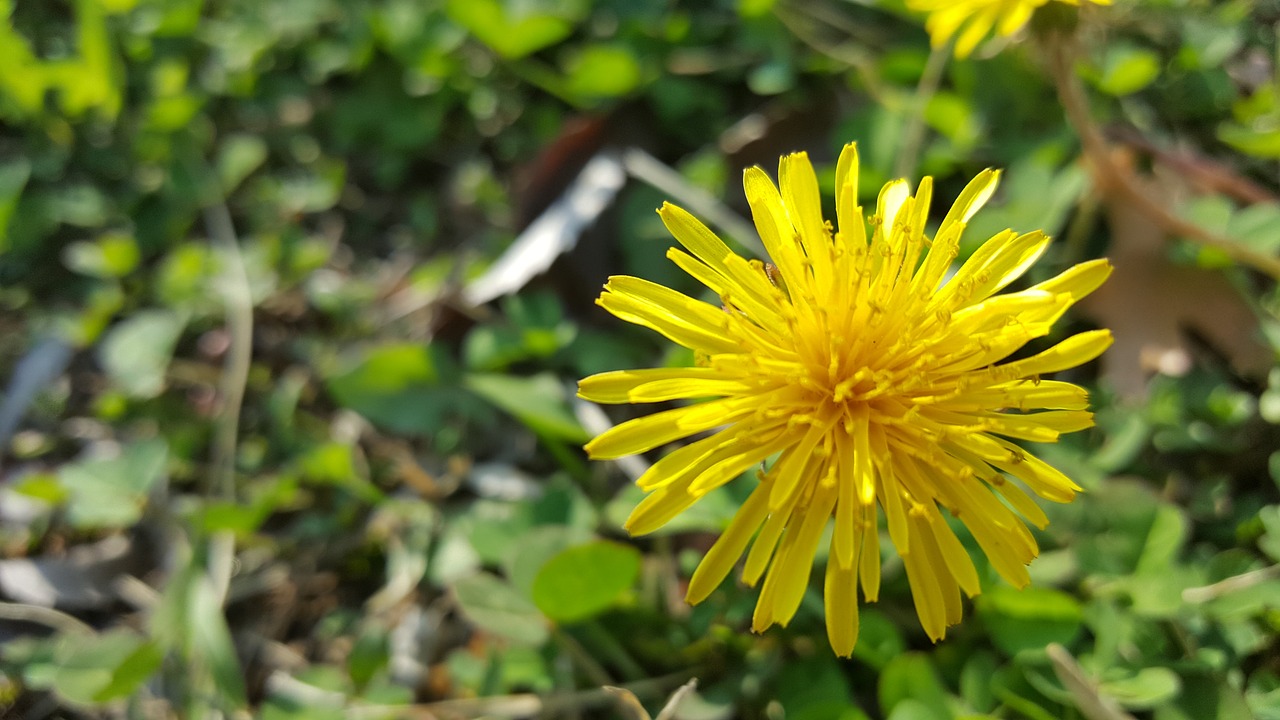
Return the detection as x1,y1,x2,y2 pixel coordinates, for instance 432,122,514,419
1082,176,1270,399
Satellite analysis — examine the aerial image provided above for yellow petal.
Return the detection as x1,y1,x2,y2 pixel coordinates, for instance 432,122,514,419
599,283,740,355
759,483,836,628
657,202,737,269
768,419,832,510
623,484,699,536
859,501,881,601
981,410,1095,442
925,507,981,597
936,379,1091,412
998,329,1114,378
833,433,859,568
1031,258,1113,299
743,166,806,287
877,179,912,250
938,230,1049,309
901,525,947,641
666,248,782,328
686,483,772,604
994,480,1050,529
824,558,861,657
834,142,861,241
953,6,999,58
940,168,1001,230
585,395,762,460
578,367,745,404
995,4,1035,37
780,152,829,260
916,515,964,629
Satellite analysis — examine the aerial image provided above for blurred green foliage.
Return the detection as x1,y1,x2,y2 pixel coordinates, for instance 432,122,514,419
0,0,1279,718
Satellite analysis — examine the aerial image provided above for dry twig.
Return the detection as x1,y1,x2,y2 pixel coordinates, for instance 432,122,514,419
1046,35,1280,280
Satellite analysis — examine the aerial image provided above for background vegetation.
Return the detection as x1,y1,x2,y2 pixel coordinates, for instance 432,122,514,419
1,0,1279,718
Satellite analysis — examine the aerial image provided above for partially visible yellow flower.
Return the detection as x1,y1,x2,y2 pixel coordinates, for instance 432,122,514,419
907,0,1112,58
579,142,1111,656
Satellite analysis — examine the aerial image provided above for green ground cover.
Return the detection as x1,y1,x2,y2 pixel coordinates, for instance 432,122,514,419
1,1,1280,718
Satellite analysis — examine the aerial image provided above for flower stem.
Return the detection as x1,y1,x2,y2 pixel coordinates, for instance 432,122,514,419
894,41,951,180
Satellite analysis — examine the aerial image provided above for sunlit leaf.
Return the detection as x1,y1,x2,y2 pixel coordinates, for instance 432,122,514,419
453,572,549,645
97,310,186,399
446,0,585,59
977,587,1083,657
464,372,587,442
531,540,640,623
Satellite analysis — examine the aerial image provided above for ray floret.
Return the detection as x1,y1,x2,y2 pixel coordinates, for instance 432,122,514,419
579,142,1111,656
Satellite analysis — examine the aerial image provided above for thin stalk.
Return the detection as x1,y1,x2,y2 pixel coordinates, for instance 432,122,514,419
894,41,951,180
202,197,254,604
579,619,647,682
1046,35,1280,279
0,602,95,635
345,671,696,720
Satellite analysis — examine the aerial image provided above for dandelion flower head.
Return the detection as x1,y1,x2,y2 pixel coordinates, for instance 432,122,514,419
907,0,1112,58
579,142,1112,656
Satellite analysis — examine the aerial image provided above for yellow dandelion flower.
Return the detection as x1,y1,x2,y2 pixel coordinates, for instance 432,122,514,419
578,142,1112,656
907,0,1112,58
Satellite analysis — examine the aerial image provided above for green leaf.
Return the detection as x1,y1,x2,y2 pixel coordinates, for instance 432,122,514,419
1261,506,1280,562
327,343,471,435
464,372,587,442
960,651,999,713
925,91,978,149
1135,504,1189,574
191,573,249,707
530,540,640,623
12,630,159,706
445,0,585,59
1090,411,1151,473
1099,667,1182,710
1219,121,1280,158
445,644,553,695
853,609,906,671
564,45,642,99
1071,479,1162,576
13,472,69,504
93,640,165,702
885,699,945,720
45,630,150,706
152,558,247,710
58,438,168,529
0,158,31,251
989,663,1062,720
1090,44,1161,96
775,654,855,718
747,60,793,96
977,586,1083,657
463,294,576,371
218,134,269,193
97,309,186,398
294,442,382,502
63,233,140,278
737,0,776,18
505,525,591,598
878,653,950,720
1226,202,1280,254
1204,576,1280,622
453,572,549,645
347,627,389,692
1178,16,1243,69
261,698,347,720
